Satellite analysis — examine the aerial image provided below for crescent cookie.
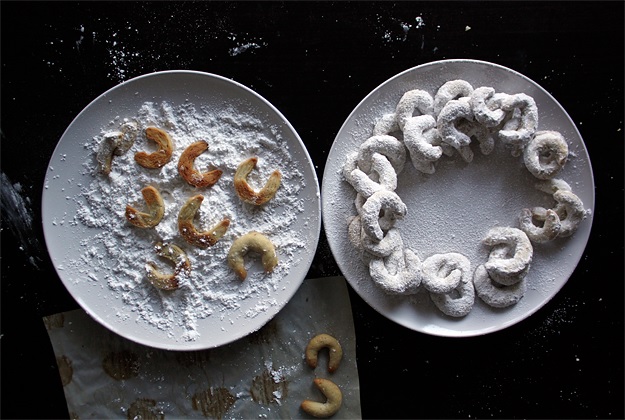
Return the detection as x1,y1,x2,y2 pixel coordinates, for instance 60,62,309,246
369,247,422,295
96,131,123,175
145,242,191,291
394,89,434,130
125,185,165,228
234,157,281,205
403,114,443,174
457,118,496,155
346,152,397,198
361,227,403,258
301,378,343,418
178,140,223,188
227,231,278,280
497,93,538,156
96,122,138,175
552,189,588,237
473,264,527,308
134,126,174,169
421,252,471,294
429,274,475,317
360,190,407,241
437,97,474,149
519,208,562,243
483,227,533,286
305,333,343,373
177,195,230,248
470,86,507,128
523,130,569,180
433,79,474,116
356,134,407,175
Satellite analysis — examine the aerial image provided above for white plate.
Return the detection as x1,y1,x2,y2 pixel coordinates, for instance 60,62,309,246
322,59,594,337
42,70,321,350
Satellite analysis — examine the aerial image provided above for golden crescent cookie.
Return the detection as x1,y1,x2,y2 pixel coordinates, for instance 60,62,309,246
125,185,165,228
177,140,223,188
177,195,230,248
233,157,281,205
134,126,174,169
145,242,190,291
227,231,277,280
305,333,343,373
300,378,343,418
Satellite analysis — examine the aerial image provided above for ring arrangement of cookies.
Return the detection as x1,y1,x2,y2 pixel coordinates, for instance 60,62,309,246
343,80,591,317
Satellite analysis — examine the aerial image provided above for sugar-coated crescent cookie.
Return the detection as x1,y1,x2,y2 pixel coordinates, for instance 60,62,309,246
523,130,569,180
430,274,475,317
301,378,343,418
433,79,474,116
437,97,474,150
552,189,587,237
470,86,507,128
369,247,422,295
519,208,562,243
497,93,538,156
395,89,434,130
372,113,400,136
482,227,533,286
473,264,527,308
145,242,191,291
360,190,407,241
96,131,123,175
403,114,443,173
115,121,139,155
97,122,138,175
361,227,403,258
421,252,471,294
357,134,407,175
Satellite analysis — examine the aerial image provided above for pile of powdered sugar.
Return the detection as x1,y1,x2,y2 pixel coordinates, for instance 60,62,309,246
74,100,307,341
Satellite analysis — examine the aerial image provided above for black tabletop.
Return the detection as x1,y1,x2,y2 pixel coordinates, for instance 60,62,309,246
1,2,623,419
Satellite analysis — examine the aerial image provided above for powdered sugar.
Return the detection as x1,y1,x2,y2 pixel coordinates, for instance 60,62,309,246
72,100,307,342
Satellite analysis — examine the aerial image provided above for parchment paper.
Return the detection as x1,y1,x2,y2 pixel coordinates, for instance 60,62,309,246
43,276,361,419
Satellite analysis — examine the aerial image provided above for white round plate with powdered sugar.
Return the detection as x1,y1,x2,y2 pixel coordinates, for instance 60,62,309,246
42,70,321,350
322,59,594,337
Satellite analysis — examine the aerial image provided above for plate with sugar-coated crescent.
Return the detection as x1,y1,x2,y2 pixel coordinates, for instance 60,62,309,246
322,59,594,337
42,70,321,350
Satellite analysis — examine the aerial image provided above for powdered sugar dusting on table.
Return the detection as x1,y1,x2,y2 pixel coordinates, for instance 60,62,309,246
72,100,307,342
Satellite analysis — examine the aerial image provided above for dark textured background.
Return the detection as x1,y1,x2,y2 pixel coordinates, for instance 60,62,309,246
1,2,623,419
